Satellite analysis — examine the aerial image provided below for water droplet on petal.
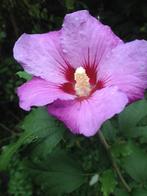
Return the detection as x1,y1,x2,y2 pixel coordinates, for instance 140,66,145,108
63,49,67,53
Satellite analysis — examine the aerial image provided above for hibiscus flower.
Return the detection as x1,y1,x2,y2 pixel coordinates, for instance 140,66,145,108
14,10,147,136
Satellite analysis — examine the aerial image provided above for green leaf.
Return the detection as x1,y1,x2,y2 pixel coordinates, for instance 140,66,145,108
100,169,117,196
8,159,32,196
102,120,117,141
21,107,64,136
65,0,75,10
119,100,147,132
0,108,64,170
122,126,147,143
31,129,63,158
28,150,84,195
21,108,65,149
16,71,32,80
122,144,147,183
114,188,129,196
111,141,133,158
132,188,147,196
0,132,33,170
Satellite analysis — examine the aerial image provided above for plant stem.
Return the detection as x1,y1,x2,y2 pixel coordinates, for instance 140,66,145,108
98,131,131,193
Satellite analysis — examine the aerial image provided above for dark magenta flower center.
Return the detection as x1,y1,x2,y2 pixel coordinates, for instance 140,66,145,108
60,65,104,98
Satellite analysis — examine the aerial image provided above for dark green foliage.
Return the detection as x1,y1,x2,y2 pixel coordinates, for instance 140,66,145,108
101,120,117,141
119,100,147,132
0,108,84,195
1,0,147,195
1,99,147,195
8,157,33,196
27,150,84,195
132,188,147,196
0,108,64,170
122,144,147,183
114,188,129,196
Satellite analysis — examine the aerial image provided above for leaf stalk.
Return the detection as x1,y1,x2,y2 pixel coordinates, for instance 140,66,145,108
98,131,131,193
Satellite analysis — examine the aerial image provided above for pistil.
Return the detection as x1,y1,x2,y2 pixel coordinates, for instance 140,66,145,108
74,67,91,97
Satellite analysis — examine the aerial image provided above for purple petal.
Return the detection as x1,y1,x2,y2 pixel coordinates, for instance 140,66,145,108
14,31,68,84
17,77,75,111
101,40,147,101
48,86,128,137
61,10,122,68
